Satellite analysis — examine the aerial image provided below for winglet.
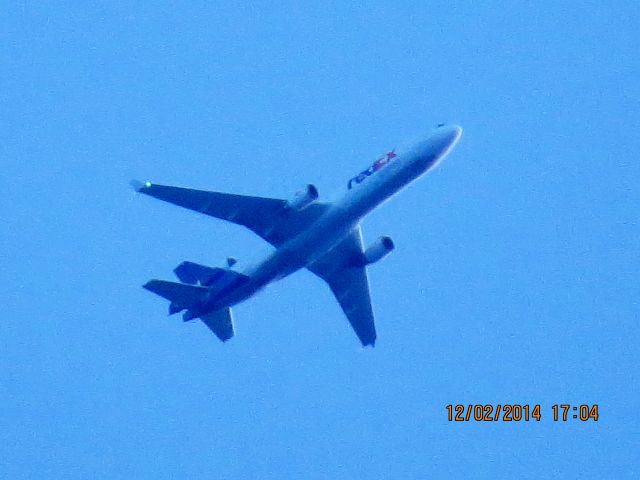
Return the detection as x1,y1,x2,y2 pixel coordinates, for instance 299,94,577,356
130,180,152,192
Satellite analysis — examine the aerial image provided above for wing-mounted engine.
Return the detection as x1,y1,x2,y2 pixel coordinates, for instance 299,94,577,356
285,184,319,211
362,236,395,265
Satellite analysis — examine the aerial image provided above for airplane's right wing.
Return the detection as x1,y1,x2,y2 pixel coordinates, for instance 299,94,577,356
132,181,330,247
307,226,377,347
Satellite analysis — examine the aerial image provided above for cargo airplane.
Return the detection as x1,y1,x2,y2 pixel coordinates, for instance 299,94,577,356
133,124,462,346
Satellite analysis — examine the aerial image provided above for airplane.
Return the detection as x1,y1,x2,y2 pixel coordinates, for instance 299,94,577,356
132,124,462,346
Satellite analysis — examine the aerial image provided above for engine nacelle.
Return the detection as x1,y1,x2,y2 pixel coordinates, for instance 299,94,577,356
286,184,319,211
363,236,395,265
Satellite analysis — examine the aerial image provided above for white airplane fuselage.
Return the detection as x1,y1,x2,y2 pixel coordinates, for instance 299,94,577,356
210,125,463,310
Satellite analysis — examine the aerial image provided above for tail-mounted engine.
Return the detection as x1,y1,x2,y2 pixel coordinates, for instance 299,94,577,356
363,236,395,265
286,184,318,211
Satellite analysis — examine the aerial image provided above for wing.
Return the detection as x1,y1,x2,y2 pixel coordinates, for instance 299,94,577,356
133,181,330,247
307,226,376,346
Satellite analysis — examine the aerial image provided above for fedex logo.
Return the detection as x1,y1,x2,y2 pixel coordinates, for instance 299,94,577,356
348,150,397,189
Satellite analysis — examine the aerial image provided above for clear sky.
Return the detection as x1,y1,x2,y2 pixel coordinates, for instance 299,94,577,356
2,2,639,478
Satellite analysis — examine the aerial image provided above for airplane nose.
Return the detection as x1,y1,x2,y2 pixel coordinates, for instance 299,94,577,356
433,124,462,155
442,124,463,145
406,124,463,170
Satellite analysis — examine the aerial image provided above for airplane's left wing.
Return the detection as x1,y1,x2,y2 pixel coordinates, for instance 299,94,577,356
307,226,377,346
132,181,330,247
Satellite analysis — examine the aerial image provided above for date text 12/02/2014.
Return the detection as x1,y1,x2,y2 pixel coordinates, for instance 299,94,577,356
446,404,599,422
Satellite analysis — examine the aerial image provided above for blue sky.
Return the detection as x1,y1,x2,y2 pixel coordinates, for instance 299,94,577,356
1,2,638,478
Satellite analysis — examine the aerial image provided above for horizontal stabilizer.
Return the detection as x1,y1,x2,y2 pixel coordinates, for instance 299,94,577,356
201,308,234,342
174,261,224,285
174,261,250,290
143,280,209,310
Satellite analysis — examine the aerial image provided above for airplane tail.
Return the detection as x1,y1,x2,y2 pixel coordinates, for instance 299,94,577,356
143,259,248,343
173,261,245,287
143,279,236,342
143,280,208,311
201,307,234,342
